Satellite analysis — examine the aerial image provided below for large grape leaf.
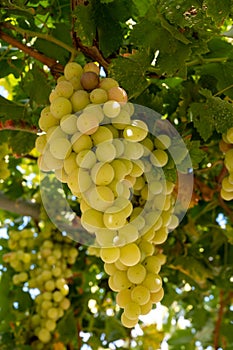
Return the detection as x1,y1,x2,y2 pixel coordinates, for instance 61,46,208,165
0,96,27,121
109,54,150,99
74,3,96,46
205,0,232,23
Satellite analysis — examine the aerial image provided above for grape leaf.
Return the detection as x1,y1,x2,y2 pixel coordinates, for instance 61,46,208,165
74,3,96,46
34,23,71,65
186,140,206,169
21,65,50,106
190,102,215,141
56,309,77,342
0,96,27,121
109,53,150,99
9,131,37,155
205,0,232,23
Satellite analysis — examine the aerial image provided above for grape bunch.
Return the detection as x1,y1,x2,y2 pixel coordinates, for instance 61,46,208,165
0,143,10,181
3,225,78,348
220,128,233,201
36,61,180,327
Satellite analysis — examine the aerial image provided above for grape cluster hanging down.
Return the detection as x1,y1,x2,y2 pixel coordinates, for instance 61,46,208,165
36,61,182,328
220,128,233,201
3,225,78,348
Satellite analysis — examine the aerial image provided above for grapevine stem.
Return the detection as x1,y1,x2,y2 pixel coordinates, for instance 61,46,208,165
213,290,225,350
214,84,233,96
186,56,228,67
2,22,77,57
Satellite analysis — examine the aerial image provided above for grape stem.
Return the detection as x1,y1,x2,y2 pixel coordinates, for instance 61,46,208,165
0,191,40,220
0,29,64,74
0,120,38,134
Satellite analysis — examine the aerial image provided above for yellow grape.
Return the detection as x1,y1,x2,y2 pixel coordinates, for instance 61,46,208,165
50,97,72,119
119,243,141,266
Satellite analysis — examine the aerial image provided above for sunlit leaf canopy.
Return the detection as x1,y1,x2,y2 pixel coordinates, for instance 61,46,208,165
0,0,233,349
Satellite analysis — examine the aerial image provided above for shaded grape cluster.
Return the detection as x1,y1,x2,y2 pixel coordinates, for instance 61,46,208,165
3,226,78,348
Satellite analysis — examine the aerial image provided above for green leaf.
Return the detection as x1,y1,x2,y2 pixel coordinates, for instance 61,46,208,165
105,316,127,342
9,132,37,155
109,53,150,99
34,23,71,65
74,3,96,46
167,328,194,346
186,140,206,169
56,309,77,342
0,97,27,121
205,0,231,23
190,102,215,141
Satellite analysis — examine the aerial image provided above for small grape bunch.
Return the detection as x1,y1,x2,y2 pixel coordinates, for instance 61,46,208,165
0,143,10,181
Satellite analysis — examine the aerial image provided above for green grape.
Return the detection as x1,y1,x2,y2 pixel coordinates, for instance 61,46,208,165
119,243,141,266
46,126,66,143
69,75,83,90
80,71,99,90
103,207,127,230
35,134,47,154
116,289,132,307
96,142,116,162
150,149,168,167
42,150,63,170
91,162,115,185
76,149,96,169
50,97,72,119
133,176,145,191
222,176,233,191
45,319,56,332
114,260,128,271
123,141,144,160
64,62,83,80
112,139,125,157
85,185,115,212
77,112,99,135
103,100,121,118
90,88,108,104
113,270,132,290
226,127,233,143
84,104,104,122
59,298,71,310
154,134,171,149
123,120,148,142
53,291,64,303
142,272,162,292
49,138,72,160
39,108,59,131
104,262,117,275
127,264,146,284
138,239,154,258
140,300,153,315
140,137,154,156
100,247,120,264
71,132,93,153
131,285,150,305
112,109,131,129
95,228,117,246
81,208,104,232
55,80,74,98
143,255,162,274
150,288,164,303
44,280,56,292
47,307,59,320
121,312,138,328
110,159,128,180
60,114,78,134
153,227,168,244
167,214,179,230
124,302,141,321
130,160,144,177
91,126,113,145
70,90,90,112
99,77,119,91
83,62,100,75
220,188,233,201
37,328,51,343
118,223,139,244
108,86,128,104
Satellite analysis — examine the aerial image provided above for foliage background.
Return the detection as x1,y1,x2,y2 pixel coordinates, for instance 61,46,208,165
0,0,233,349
